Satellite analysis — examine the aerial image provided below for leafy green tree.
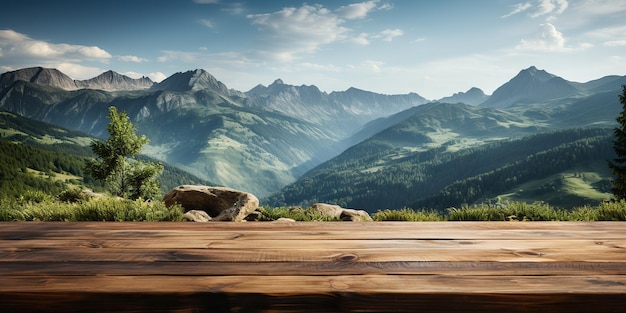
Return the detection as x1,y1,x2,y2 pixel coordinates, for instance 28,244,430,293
86,106,163,200
609,85,626,199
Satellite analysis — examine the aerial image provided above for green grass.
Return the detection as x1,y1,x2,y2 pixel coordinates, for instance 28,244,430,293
2,190,626,222
257,206,340,221
372,208,443,221
0,190,184,222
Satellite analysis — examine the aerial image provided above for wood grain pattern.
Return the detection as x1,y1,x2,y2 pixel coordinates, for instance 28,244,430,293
1,221,625,312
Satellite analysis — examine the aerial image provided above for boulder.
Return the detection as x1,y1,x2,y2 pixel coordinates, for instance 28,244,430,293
310,203,372,222
183,210,211,222
340,208,374,222
310,203,344,219
273,218,297,223
163,185,259,222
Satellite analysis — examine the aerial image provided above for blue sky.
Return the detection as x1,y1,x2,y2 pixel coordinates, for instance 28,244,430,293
1,0,625,99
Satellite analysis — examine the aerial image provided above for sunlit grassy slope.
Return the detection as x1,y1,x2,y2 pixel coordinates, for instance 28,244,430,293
496,161,613,208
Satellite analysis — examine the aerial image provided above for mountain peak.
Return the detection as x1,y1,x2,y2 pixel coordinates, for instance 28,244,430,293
151,69,242,97
77,70,153,91
271,79,284,85
438,87,488,106
480,67,578,108
518,66,555,82
0,67,78,90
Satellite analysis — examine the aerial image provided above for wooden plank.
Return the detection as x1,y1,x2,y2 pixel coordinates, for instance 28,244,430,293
2,238,625,251
1,291,624,313
2,261,625,276
2,222,626,240
1,245,624,262
3,275,626,294
1,222,626,312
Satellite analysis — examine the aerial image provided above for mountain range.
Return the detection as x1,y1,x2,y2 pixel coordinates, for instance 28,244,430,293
0,65,624,209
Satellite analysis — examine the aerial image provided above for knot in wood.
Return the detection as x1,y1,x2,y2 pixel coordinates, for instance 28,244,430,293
335,253,359,262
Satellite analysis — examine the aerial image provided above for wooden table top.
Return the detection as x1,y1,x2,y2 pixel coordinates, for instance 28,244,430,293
1,221,625,312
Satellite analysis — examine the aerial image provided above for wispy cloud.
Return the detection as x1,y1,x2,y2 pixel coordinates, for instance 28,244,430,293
247,4,348,61
502,2,532,18
503,0,568,18
350,29,403,45
516,23,567,51
335,0,380,19
373,29,403,42
222,2,245,15
575,0,626,15
584,25,626,47
604,40,626,47
192,0,219,4
118,55,148,63
0,29,112,61
246,1,397,61
199,19,215,29
529,0,568,18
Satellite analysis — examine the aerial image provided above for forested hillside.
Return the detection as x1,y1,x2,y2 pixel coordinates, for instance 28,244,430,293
267,128,615,212
0,111,214,199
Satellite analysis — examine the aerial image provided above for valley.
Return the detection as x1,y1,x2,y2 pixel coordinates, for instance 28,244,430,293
0,66,624,211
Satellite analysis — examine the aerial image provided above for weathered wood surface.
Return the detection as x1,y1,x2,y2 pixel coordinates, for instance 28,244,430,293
1,221,625,312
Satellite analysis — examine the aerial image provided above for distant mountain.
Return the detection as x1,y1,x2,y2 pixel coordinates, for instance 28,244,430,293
266,97,618,210
152,69,243,97
576,75,626,95
246,81,428,137
77,70,154,91
1,65,624,202
0,67,154,92
480,66,580,108
438,87,489,106
0,67,78,90
0,69,349,196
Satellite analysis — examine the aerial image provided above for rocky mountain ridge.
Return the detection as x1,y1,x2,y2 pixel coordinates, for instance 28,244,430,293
0,67,154,91
0,67,428,196
1,65,624,201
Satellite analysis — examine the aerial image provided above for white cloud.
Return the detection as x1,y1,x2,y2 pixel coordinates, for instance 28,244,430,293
373,29,403,42
118,55,148,63
56,63,104,79
554,0,569,13
574,0,626,15
362,60,383,73
0,29,112,63
335,0,379,19
199,19,215,29
245,2,398,62
529,0,568,18
148,72,167,82
192,0,219,4
222,3,245,15
516,23,567,51
605,40,626,47
502,2,532,18
247,4,348,61
299,62,342,72
351,33,370,45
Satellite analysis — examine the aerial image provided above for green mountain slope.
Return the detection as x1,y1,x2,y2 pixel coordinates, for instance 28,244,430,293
267,127,615,211
0,111,213,199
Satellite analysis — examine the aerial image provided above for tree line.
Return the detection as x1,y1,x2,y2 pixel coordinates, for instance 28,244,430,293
267,127,615,212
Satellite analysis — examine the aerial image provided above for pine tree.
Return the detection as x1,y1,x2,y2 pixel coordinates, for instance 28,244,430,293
609,85,626,199
85,106,163,200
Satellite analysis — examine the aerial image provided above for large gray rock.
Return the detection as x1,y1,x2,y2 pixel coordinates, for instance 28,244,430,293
310,203,373,222
163,185,259,222
183,210,211,222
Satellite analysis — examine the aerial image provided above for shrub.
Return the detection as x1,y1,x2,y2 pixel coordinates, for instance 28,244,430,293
257,206,340,221
0,196,184,222
372,208,443,221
